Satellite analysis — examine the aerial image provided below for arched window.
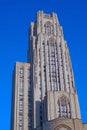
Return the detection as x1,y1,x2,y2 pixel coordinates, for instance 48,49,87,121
55,124,72,130
44,21,54,35
58,96,71,118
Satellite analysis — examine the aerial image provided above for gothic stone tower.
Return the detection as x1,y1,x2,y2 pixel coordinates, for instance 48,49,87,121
28,11,87,130
11,11,87,130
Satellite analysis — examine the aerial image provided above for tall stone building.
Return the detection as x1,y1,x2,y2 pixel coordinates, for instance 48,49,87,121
10,11,87,130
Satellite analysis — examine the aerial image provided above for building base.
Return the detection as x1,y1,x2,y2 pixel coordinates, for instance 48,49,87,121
43,118,87,130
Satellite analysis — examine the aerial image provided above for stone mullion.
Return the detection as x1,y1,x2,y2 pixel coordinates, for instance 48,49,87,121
55,42,59,91
56,36,61,91
49,44,52,91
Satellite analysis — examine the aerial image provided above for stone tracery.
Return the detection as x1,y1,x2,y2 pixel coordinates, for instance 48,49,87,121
44,21,54,35
58,96,71,118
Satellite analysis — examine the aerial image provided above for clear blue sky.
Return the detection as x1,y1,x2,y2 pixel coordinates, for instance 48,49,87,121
0,0,87,130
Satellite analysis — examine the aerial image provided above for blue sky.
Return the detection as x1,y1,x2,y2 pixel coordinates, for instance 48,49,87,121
0,0,87,130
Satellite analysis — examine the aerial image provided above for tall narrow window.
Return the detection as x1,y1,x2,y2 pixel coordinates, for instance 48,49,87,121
44,21,54,35
19,68,24,130
58,96,71,118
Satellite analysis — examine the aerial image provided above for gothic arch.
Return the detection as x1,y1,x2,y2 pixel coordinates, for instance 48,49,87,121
47,37,56,46
54,124,72,130
44,21,53,26
58,95,69,104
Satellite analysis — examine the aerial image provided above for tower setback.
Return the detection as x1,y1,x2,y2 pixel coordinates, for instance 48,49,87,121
10,11,87,130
